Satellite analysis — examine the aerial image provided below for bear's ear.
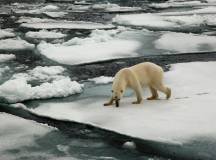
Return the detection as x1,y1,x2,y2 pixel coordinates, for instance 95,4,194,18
121,90,123,93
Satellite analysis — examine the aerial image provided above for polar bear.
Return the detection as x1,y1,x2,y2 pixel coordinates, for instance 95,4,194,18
104,62,171,107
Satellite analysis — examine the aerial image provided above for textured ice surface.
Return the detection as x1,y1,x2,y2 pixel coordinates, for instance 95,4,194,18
0,66,83,103
37,29,141,65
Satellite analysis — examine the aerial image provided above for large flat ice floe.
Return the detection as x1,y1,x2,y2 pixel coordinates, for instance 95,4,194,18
0,66,83,103
155,32,216,52
0,113,55,159
30,62,216,144
113,13,216,30
20,21,115,30
0,38,35,51
37,29,141,65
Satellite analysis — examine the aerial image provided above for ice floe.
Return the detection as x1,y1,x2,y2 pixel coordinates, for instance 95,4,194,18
0,29,16,39
91,3,143,13
0,54,16,62
154,32,216,52
25,30,67,40
0,66,83,103
113,13,216,31
30,62,216,144
43,11,68,18
20,21,115,30
159,6,216,16
88,76,113,84
150,1,205,9
0,38,35,51
0,113,55,159
37,29,141,65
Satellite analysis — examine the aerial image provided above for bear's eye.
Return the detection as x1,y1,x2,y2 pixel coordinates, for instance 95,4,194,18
121,90,123,93
111,90,113,92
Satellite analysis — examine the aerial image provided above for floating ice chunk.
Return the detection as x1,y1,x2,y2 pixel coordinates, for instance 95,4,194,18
17,17,55,24
0,77,83,103
159,6,216,16
0,65,83,103
31,62,216,143
155,32,216,52
150,1,204,9
0,38,35,51
0,29,16,39
37,39,140,65
63,29,118,46
44,11,68,18
88,76,113,84
113,13,178,29
25,30,66,39
20,21,115,30
40,5,59,11
91,3,142,12
0,54,15,62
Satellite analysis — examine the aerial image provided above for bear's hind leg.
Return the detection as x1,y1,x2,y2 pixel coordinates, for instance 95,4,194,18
147,86,158,100
154,83,171,99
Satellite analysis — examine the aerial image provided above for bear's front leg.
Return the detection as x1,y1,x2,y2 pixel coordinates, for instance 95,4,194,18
104,98,114,106
132,91,143,104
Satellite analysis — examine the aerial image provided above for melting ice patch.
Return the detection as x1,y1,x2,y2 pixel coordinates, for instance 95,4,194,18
0,66,83,103
0,38,35,51
155,32,216,52
37,29,141,65
30,62,216,144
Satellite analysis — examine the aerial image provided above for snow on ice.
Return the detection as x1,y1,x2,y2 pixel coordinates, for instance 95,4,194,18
0,66,83,103
37,29,141,65
30,62,216,144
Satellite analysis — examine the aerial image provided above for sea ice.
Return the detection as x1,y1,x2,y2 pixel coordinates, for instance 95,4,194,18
0,54,16,62
30,62,216,144
0,38,35,51
88,76,113,84
25,30,66,39
154,32,216,52
0,29,16,39
0,66,83,103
